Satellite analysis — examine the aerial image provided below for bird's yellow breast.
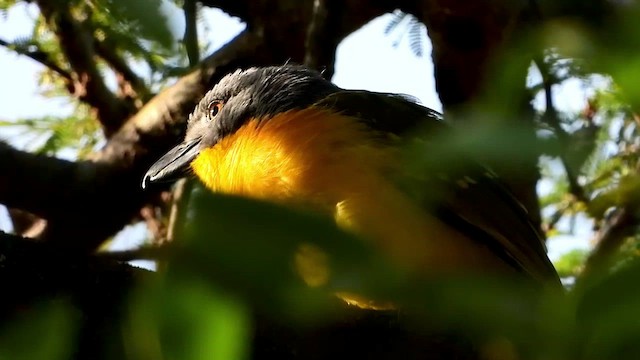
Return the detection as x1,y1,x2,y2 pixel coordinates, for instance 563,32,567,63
190,108,511,276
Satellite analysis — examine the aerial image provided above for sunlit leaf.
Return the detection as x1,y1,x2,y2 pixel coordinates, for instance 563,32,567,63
554,249,588,278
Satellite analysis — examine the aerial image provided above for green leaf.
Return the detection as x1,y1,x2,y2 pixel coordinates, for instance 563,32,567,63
577,258,640,359
0,300,78,360
126,277,251,360
170,187,405,324
95,0,174,51
554,249,589,278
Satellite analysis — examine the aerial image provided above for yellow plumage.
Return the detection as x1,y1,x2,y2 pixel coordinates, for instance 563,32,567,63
190,108,513,279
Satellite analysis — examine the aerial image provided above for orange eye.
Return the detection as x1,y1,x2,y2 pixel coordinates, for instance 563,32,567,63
207,101,223,119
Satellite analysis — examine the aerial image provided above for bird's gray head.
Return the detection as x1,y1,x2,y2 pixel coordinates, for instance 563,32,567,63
142,64,339,188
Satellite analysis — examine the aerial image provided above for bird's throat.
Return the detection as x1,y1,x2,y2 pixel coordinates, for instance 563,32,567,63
190,108,394,211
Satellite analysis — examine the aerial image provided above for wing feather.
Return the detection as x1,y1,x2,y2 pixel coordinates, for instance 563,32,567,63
314,90,560,285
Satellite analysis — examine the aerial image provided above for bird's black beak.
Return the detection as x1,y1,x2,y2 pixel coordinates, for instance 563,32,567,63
142,138,202,189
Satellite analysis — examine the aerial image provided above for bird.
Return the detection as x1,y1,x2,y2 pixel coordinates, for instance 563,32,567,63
142,64,561,307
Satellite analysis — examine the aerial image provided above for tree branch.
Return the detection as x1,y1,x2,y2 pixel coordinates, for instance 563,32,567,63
534,57,588,203
159,0,202,252
183,0,200,67
94,38,151,103
199,0,251,20
35,0,132,137
0,30,268,251
0,37,72,81
6,208,45,237
303,0,337,78
579,208,638,286
419,1,527,109
542,200,574,234
0,141,93,222
201,0,400,59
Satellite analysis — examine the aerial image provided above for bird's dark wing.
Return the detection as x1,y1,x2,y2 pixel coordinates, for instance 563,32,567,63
314,90,560,285
314,89,443,136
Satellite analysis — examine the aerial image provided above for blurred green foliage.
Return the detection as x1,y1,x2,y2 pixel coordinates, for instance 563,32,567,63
125,276,251,360
554,249,588,278
0,106,101,156
169,190,574,358
0,300,77,360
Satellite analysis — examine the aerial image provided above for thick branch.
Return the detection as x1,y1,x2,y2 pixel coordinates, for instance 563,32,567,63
36,0,131,137
418,1,527,109
202,0,402,57
0,142,96,221
0,38,73,81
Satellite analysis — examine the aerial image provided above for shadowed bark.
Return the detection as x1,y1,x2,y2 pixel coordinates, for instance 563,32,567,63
0,230,478,360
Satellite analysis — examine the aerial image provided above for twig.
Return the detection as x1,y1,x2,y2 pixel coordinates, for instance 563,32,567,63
94,38,151,103
94,244,173,262
534,56,588,203
159,0,201,249
35,0,131,137
140,204,167,243
166,180,193,243
0,37,73,81
542,200,574,234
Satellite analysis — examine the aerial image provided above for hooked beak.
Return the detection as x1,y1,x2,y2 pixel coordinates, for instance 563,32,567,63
142,138,202,189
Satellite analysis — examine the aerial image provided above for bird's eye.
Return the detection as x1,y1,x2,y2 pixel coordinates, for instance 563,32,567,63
207,101,223,119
